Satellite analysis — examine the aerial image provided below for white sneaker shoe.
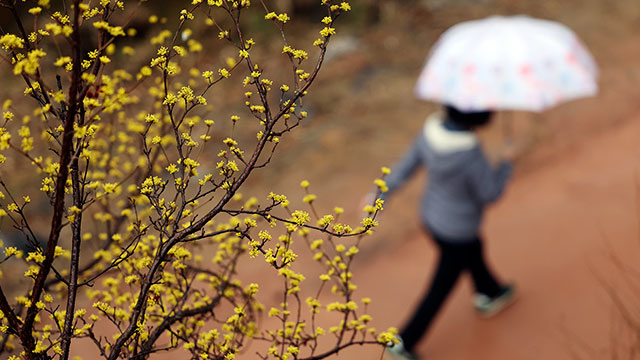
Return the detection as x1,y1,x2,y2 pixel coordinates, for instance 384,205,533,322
386,335,418,360
474,284,516,318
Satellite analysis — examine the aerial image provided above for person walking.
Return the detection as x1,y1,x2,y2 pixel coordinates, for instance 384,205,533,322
380,105,517,360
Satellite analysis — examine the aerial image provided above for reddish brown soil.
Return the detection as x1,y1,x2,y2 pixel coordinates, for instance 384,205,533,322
338,113,640,360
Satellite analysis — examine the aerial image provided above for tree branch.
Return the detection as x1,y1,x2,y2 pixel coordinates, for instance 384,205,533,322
0,286,22,334
19,0,82,357
61,136,86,358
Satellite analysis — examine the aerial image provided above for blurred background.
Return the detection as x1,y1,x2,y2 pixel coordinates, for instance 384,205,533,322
250,0,640,359
1,0,639,359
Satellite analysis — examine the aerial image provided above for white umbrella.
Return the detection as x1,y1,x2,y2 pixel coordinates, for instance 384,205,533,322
415,15,598,112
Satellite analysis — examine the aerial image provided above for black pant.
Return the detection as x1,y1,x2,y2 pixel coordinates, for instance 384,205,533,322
400,230,503,352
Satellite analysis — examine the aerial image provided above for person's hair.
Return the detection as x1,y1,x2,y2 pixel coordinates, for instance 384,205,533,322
445,105,493,130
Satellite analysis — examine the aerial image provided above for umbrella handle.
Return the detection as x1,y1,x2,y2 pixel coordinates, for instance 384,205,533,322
500,111,518,161
501,111,514,144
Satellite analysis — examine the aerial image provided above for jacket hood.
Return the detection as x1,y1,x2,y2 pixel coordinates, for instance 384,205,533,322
422,112,479,174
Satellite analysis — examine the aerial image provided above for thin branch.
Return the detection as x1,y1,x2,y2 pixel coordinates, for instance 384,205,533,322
299,339,381,360
61,132,87,358
19,1,82,357
0,287,22,333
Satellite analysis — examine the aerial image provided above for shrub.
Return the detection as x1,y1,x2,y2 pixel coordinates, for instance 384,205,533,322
0,0,393,359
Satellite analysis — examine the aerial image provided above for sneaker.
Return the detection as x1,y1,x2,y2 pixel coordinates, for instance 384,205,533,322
474,284,516,318
386,335,419,360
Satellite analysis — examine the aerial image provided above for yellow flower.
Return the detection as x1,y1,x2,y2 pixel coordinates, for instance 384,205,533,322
54,56,72,67
166,164,178,174
173,45,186,56
291,210,309,226
319,27,336,38
0,34,25,49
102,183,118,194
374,178,388,192
4,247,19,257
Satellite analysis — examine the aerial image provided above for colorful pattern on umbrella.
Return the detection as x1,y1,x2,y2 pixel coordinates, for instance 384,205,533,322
415,15,598,112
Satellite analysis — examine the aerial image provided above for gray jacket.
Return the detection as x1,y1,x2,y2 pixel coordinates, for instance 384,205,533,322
382,113,512,241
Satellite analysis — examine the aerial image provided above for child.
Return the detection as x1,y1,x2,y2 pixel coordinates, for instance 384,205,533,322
381,105,516,360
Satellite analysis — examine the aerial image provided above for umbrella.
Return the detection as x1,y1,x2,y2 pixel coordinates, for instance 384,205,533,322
415,15,598,112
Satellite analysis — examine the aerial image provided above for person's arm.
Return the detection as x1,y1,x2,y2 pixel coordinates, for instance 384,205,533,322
466,148,512,204
379,136,424,200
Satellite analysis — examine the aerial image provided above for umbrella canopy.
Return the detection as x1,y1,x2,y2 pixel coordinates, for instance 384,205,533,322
415,15,599,112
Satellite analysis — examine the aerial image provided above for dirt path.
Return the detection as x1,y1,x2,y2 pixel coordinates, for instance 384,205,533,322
333,112,640,360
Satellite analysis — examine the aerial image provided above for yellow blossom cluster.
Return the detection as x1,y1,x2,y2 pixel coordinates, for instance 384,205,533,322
0,0,398,359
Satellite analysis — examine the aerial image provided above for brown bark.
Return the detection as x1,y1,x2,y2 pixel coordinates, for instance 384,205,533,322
19,0,82,358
